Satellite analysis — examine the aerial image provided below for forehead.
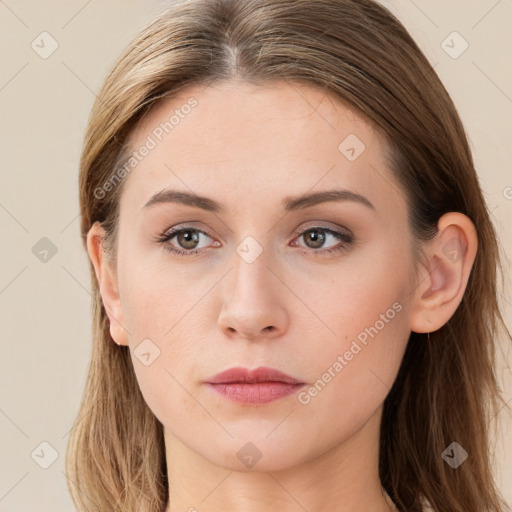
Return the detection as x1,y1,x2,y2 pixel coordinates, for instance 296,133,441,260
118,80,405,217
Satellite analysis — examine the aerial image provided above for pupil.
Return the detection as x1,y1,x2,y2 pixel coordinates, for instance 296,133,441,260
180,230,198,248
307,229,324,248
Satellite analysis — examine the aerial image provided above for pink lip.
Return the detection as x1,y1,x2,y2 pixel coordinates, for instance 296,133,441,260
205,366,306,405
206,366,303,385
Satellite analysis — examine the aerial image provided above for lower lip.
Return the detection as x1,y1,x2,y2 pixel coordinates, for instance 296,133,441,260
206,382,306,404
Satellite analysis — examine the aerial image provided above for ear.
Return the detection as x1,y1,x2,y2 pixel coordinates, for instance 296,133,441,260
86,221,129,346
409,212,478,333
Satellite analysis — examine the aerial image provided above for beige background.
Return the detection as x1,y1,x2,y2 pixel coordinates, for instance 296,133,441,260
0,1,510,510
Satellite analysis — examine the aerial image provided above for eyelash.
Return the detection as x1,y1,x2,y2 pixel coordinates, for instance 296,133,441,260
154,224,354,257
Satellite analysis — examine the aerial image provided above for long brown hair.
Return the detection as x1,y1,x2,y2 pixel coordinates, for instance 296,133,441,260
66,0,512,510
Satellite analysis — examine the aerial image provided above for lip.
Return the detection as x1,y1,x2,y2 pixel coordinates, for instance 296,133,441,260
205,366,306,405
206,366,304,385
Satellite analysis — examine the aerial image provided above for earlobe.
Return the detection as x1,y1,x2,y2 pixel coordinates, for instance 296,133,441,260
409,212,478,334
86,222,129,346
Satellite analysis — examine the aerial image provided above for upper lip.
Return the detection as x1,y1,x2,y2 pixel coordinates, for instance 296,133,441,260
206,366,304,385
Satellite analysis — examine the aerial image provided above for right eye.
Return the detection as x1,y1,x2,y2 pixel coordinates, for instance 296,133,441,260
154,226,220,256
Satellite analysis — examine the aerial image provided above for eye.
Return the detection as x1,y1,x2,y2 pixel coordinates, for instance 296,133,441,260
291,226,354,255
154,227,219,256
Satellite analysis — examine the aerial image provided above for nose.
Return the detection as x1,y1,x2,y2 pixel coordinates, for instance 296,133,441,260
217,249,288,341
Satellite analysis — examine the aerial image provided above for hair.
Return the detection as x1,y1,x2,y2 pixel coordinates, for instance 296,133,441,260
66,0,512,511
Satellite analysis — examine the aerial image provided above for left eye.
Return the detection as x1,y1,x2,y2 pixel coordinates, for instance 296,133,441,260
293,227,353,251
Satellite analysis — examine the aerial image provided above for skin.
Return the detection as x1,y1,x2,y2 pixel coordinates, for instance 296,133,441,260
87,80,477,512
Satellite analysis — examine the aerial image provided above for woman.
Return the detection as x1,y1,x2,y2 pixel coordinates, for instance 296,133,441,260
65,0,511,511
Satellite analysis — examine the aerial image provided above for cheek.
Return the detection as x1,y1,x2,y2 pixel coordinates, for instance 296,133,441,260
125,290,201,430
118,262,212,423
119,255,203,341
294,299,411,444
293,248,412,406
293,243,412,342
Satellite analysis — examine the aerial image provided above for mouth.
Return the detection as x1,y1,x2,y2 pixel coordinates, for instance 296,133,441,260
204,366,306,405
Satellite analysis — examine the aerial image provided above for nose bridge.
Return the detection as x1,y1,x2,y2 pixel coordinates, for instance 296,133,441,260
230,235,276,306
217,234,287,339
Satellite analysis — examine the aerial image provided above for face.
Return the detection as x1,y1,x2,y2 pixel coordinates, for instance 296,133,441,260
105,80,419,471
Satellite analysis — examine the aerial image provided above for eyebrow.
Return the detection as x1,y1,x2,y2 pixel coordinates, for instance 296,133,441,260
142,188,375,212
